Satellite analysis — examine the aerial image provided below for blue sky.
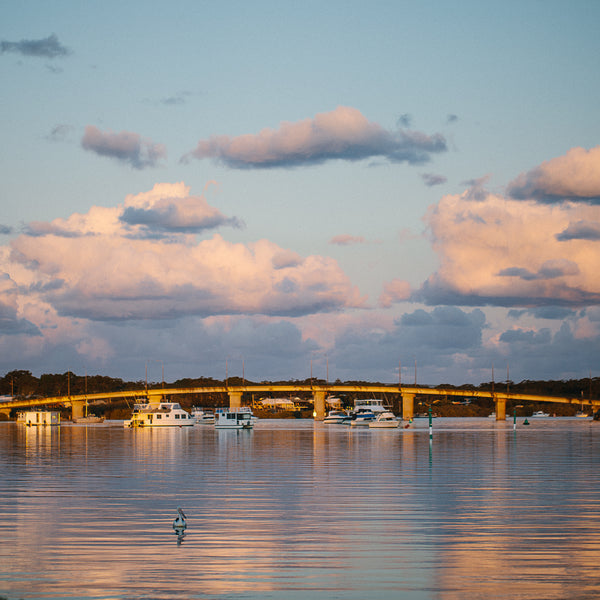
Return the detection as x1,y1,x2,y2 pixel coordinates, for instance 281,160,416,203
1,1,599,386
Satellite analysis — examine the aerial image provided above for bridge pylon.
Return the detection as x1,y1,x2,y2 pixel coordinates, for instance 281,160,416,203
401,392,415,421
228,390,243,409
313,390,326,421
495,395,506,421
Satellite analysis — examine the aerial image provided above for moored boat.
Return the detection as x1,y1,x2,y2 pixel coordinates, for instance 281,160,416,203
191,407,215,424
73,415,104,424
323,410,351,424
349,408,376,427
531,410,550,418
214,407,255,429
124,401,194,427
368,411,400,428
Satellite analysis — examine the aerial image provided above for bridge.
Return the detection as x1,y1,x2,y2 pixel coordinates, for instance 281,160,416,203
0,383,597,421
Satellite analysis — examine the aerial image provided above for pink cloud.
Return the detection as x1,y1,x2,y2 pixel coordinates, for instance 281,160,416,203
379,278,412,307
329,234,366,246
417,188,600,306
182,106,446,168
508,146,600,203
81,125,166,169
6,183,365,321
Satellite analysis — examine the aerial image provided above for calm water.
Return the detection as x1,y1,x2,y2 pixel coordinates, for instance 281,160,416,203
1,417,600,600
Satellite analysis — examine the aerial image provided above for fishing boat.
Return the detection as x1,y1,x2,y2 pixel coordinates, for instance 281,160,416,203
191,407,215,424
123,401,194,427
368,411,400,428
214,407,255,429
323,410,351,424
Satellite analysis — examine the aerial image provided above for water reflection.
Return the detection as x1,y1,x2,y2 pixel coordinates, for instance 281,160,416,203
0,419,599,599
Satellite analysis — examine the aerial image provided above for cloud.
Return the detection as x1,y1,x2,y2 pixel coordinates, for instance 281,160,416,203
119,182,243,236
0,273,41,336
81,125,166,169
0,225,13,235
182,106,447,169
160,91,191,106
416,185,600,307
422,172,447,187
0,33,71,58
4,183,364,322
556,220,600,241
329,234,366,246
507,146,600,203
379,278,411,308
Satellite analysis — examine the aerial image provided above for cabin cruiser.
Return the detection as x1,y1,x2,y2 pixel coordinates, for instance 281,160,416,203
323,410,351,424
353,398,388,413
191,407,215,424
214,407,255,429
124,401,195,427
349,408,376,427
368,411,400,428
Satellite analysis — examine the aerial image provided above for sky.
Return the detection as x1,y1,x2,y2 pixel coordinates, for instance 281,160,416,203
1,0,600,386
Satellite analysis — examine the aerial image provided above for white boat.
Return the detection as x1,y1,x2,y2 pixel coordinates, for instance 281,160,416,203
214,407,255,429
349,408,376,427
23,411,60,426
123,401,195,427
353,398,388,413
323,410,350,424
368,411,400,428
531,410,550,418
191,407,215,424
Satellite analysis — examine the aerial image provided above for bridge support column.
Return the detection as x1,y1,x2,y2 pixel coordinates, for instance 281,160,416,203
0,408,10,420
228,391,243,409
495,396,506,421
313,390,326,421
402,392,415,421
71,399,85,420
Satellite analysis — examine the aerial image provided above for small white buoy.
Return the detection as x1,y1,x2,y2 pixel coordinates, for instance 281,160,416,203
173,506,187,529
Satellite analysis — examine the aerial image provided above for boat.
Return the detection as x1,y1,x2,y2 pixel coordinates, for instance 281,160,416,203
353,398,388,413
214,407,255,429
368,411,400,428
23,410,60,426
191,407,215,424
349,408,376,427
123,401,195,427
576,411,590,418
73,401,104,424
73,415,104,424
323,410,351,424
531,410,550,418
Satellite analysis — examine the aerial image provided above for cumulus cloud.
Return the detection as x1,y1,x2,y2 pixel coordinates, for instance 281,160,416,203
182,106,447,169
3,182,364,322
507,146,600,203
329,234,366,246
0,33,70,58
81,125,166,169
119,182,243,236
416,187,600,307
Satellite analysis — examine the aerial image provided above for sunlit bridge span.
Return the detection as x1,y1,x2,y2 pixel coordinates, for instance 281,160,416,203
1,383,597,421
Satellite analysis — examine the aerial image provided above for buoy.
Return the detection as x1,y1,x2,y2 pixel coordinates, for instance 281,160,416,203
523,418,530,426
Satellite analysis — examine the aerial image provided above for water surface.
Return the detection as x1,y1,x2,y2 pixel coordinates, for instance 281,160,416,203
1,418,600,599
